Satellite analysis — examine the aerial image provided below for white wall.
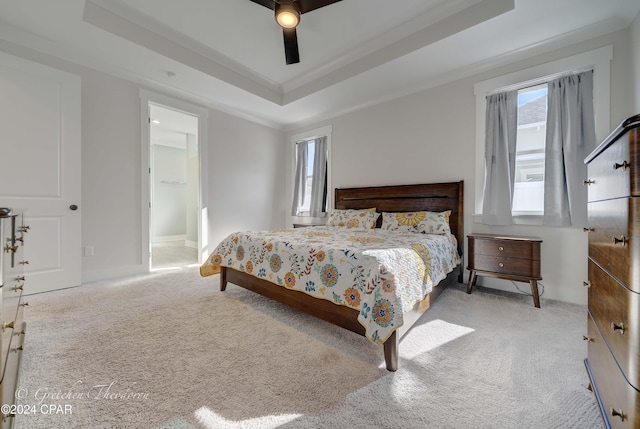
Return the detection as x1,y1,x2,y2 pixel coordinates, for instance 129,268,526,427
286,28,635,305
631,12,640,115
152,144,188,238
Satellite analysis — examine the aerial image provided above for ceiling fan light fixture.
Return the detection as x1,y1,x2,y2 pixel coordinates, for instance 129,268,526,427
275,3,300,29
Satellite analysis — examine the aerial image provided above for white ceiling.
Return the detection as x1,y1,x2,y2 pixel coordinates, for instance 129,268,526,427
0,0,638,130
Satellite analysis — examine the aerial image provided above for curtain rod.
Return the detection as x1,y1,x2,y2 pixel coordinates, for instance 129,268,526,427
486,68,593,97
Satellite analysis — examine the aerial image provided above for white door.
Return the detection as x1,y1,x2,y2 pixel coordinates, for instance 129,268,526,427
0,52,81,294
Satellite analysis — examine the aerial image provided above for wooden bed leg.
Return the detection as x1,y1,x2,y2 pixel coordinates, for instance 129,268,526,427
383,331,398,372
220,267,228,292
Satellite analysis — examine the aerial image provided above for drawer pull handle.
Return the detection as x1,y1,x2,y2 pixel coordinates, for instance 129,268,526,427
18,225,30,233
582,227,593,232
15,276,25,281
582,281,591,288
613,161,629,171
498,246,504,251
20,302,29,307
2,321,14,332
582,335,593,342
3,244,18,253
611,322,625,334
583,179,595,185
12,284,23,292
610,408,627,421
11,345,23,353
612,236,628,245
19,260,29,265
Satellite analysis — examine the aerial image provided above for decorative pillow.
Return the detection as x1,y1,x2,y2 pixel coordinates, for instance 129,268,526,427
380,210,452,235
326,209,379,229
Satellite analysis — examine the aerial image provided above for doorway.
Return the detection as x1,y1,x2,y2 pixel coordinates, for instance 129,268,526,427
140,90,209,272
149,104,199,269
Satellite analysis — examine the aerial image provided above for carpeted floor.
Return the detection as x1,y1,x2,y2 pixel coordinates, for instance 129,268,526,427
14,266,602,428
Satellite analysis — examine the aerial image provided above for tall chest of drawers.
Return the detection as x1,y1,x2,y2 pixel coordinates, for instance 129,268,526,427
0,209,28,429
584,114,640,428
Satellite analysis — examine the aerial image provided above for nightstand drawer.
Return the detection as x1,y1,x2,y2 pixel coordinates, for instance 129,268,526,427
469,254,540,278
470,237,538,260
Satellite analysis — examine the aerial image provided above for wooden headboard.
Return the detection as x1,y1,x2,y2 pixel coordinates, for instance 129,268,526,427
334,181,464,263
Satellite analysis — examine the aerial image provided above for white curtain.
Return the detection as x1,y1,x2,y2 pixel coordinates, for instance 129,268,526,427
482,90,518,225
309,136,328,217
291,141,309,216
543,71,595,227
291,137,328,217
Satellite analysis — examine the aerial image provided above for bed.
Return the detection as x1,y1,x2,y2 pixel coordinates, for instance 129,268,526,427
200,181,464,371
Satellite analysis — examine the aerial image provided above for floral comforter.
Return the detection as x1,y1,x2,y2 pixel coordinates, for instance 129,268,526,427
200,227,460,345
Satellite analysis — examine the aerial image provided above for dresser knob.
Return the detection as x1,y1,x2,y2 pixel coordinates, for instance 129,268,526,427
583,227,594,232
498,262,504,268
3,244,18,253
582,281,591,288
498,246,504,251
582,335,593,342
613,161,629,171
583,179,595,185
611,322,625,334
612,236,628,245
2,321,14,332
611,408,627,421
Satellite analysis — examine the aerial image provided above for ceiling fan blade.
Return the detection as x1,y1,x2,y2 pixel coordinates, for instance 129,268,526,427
297,0,342,14
283,27,300,65
248,0,275,10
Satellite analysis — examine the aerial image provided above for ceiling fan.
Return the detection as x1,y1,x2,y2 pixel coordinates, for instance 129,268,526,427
249,0,343,65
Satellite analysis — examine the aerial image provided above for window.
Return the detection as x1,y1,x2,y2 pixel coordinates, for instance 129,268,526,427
295,139,325,214
291,126,332,218
512,84,547,213
473,45,612,224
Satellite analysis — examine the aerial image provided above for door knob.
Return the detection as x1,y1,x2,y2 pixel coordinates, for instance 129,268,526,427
69,204,78,211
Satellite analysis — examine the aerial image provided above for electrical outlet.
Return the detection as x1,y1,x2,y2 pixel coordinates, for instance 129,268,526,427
84,245,94,257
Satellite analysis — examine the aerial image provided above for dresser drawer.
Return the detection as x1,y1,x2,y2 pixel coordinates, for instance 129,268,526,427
587,312,640,428
470,237,539,260
588,260,640,388
468,254,541,278
588,198,639,292
586,133,635,202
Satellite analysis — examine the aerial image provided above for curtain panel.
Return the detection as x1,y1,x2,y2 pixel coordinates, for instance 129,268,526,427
291,141,309,216
309,136,328,217
291,137,328,217
481,90,518,225
543,71,595,227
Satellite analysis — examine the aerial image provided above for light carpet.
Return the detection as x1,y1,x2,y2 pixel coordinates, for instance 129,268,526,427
14,266,601,428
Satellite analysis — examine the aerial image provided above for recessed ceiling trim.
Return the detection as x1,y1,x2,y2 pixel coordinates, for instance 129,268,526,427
282,0,515,104
83,0,285,105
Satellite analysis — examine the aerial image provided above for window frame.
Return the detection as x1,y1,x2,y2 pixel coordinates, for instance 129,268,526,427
473,45,612,225
290,125,332,220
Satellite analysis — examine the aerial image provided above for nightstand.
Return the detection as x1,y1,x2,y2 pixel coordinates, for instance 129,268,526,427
467,233,543,308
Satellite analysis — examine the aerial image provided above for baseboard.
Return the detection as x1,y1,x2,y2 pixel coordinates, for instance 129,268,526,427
81,264,147,284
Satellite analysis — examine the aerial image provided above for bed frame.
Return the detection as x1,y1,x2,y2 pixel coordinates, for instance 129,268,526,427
219,181,464,371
